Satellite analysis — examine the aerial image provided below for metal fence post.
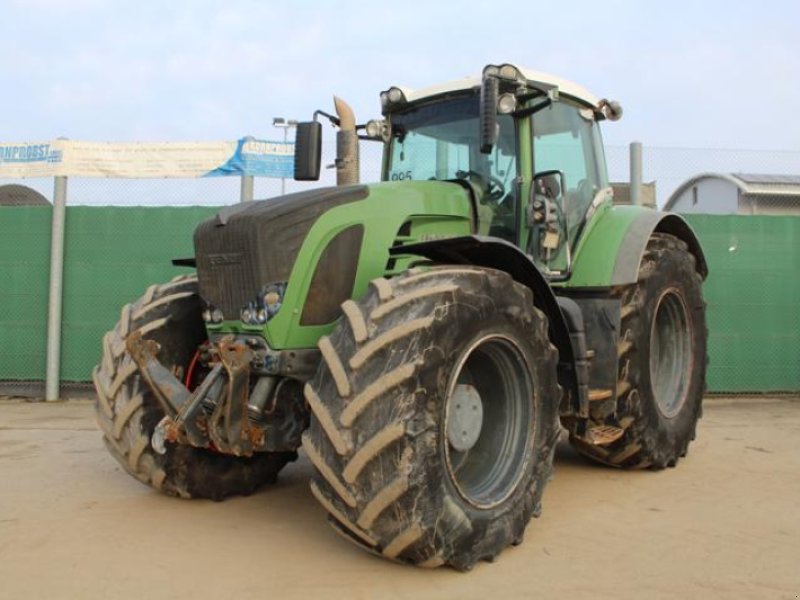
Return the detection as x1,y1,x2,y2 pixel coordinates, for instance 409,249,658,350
239,134,255,203
45,175,68,401
240,175,254,202
630,141,643,206
239,175,253,202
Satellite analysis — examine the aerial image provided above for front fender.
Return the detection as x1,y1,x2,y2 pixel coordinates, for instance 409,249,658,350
392,235,571,352
392,235,580,412
565,205,708,289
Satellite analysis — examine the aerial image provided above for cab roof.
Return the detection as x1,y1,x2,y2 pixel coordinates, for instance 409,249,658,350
391,66,601,109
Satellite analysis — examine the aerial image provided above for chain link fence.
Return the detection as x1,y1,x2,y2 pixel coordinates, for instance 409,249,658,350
4,143,798,208
1,143,798,396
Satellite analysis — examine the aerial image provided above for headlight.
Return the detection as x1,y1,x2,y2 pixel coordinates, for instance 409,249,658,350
499,64,521,80
237,283,287,326
261,282,286,319
387,87,404,103
241,306,256,324
380,87,407,112
485,63,524,82
365,119,387,139
497,93,517,114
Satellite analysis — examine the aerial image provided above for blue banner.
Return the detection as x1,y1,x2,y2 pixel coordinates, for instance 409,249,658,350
205,138,294,178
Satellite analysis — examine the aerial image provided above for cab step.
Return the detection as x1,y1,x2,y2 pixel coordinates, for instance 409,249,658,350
585,424,625,446
588,388,613,402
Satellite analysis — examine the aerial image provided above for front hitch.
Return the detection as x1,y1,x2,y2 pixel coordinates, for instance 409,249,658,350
209,340,264,455
126,332,265,457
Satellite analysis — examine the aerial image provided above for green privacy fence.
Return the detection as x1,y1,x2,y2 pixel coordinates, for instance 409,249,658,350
0,206,217,383
0,207,798,392
683,215,800,392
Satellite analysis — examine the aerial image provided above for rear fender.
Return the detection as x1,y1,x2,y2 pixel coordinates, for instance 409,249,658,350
566,206,708,289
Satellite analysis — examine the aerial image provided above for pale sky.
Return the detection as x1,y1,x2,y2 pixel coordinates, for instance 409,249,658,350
3,0,799,150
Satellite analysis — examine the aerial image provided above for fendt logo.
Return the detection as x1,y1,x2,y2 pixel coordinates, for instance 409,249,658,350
207,252,243,266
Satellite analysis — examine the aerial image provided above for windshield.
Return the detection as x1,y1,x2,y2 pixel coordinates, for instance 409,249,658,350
385,94,518,239
386,95,516,184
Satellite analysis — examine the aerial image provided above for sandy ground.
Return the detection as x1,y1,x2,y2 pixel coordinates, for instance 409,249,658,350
0,396,798,600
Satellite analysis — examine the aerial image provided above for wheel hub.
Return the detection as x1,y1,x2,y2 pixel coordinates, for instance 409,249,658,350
650,289,692,418
444,335,534,509
446,384,484,452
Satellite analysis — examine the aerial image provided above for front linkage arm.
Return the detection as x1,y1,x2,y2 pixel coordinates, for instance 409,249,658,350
125,331,265,457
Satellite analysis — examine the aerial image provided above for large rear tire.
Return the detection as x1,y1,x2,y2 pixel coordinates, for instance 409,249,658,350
93,275,295,500
570,233,707,468
302,267,560,570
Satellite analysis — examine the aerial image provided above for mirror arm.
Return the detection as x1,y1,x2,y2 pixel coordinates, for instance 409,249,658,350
313,110,341,127
513,98,552,119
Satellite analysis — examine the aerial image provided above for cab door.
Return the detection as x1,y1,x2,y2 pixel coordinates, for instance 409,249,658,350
523,101,608,275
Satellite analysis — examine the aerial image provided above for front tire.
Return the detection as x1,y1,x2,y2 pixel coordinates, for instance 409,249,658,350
570,233,707,468
93,275,295,500
302,267,560,570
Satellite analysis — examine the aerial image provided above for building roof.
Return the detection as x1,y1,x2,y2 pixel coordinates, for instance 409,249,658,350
393,65,602,109
664,172,800,211
734,173,800,186
0,184,50,206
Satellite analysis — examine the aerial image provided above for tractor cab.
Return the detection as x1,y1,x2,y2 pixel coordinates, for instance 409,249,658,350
297,63,622,277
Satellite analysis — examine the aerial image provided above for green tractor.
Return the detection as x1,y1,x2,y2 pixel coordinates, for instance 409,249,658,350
93,63,707,570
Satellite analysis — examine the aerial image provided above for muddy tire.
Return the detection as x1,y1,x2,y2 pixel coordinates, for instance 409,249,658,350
93,275,295,500
570,233,707,468
302,267,560,570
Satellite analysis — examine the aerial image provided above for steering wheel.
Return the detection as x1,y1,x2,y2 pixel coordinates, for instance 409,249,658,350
455,170,506,201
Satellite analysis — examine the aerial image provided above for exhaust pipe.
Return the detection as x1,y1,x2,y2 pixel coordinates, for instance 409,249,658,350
333,96,359,186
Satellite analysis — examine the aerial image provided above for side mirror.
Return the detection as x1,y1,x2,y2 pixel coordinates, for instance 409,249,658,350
294,121,322,181
533,170,564,200
598,99,623,122
479,76,499,154
528,170,565,227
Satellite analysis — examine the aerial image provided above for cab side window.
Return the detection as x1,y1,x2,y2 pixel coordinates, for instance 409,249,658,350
532,103,602,246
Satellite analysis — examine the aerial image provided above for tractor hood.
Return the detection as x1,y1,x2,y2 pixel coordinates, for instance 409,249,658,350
195,185,370,320
193,180,474,348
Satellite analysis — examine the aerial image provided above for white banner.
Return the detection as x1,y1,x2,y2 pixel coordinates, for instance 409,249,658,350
0,138,294,179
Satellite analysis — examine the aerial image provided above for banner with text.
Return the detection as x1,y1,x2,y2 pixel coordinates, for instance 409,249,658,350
0,138,294,179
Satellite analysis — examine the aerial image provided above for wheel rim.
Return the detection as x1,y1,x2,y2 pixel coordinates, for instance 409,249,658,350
444,335,533,509
650,289,693,418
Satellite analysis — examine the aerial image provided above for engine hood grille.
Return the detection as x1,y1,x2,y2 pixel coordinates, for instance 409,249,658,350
194,185,368,318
